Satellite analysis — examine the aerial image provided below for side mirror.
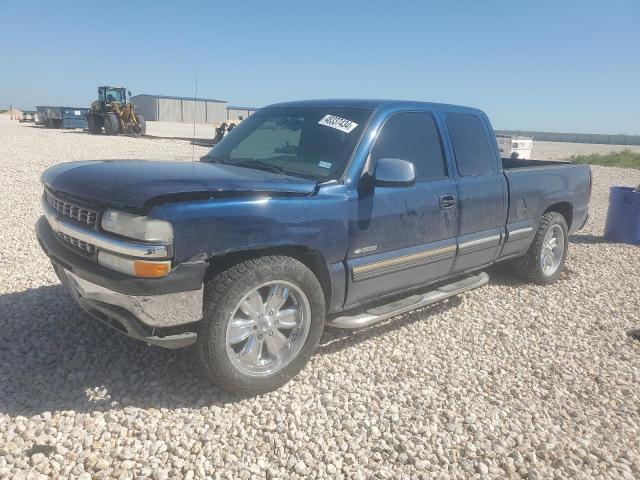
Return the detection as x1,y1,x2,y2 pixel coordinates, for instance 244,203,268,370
373,158,416,187
127,90,132,96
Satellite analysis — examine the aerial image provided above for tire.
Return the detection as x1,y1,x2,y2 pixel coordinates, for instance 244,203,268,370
103,113,120,135
196,256,325,395
133,114,146,135
513,212,569,285
87,114,102,134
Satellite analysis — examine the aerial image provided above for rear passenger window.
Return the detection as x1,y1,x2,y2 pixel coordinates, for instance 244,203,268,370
371,112,447,180
446,113,495,176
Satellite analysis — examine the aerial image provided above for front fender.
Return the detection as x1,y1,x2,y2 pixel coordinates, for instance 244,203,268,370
150,189,351,266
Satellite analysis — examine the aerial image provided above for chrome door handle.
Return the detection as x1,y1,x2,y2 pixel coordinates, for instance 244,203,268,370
440,195,457,209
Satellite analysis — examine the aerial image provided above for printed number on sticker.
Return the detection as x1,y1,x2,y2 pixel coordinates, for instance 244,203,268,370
318,115,358,133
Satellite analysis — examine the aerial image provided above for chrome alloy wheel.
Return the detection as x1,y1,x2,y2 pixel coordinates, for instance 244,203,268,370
541,224,565,276
225,280,311,377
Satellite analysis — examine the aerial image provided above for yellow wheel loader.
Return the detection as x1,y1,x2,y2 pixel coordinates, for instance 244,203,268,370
86,86,146,136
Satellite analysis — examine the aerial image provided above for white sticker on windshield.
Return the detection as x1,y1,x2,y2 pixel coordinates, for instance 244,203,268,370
318,115,358,133
318,161,332,169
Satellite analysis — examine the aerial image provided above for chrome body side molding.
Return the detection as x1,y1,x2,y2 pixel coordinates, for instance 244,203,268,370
352,244,456,282
507,226,534,241
457,234,501,252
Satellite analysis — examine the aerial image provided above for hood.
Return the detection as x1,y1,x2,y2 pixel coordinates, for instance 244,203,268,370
42,160,317,209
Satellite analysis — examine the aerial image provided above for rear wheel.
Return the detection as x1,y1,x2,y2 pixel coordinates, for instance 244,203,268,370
103,113,120,135
133,114,146,135
196,256,325,395
513,212,569,284
87,114,102,134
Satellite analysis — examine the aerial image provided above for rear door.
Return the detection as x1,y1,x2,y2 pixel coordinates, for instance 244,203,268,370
345,111,459,306
444,112,507,272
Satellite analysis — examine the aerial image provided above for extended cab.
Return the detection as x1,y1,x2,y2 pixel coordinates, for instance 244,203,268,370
36,100,591,394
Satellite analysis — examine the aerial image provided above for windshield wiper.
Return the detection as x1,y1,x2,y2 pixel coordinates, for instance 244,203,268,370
232,159,287,175
200,154,225,164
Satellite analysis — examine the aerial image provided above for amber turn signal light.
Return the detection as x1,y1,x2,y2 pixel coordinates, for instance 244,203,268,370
133,260,171,278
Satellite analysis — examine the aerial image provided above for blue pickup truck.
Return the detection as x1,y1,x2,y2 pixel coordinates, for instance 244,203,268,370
36,99,591,394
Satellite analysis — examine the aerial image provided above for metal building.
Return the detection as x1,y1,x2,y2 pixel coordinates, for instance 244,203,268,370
130,94,227,124
226,106,258,122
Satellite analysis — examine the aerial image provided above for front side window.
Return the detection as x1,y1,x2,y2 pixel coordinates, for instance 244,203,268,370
370,112,447,180
203,107,371,180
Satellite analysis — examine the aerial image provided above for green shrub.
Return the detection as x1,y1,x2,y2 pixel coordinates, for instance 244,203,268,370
569,150,640,170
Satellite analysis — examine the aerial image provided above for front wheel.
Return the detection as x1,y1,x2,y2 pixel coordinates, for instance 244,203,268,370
196,256,325,395
513,212,569,284
133,113,146,135
103,113,120,135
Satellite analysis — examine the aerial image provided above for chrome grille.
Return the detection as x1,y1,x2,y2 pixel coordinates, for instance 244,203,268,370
56,231,96,254
45,191,98,226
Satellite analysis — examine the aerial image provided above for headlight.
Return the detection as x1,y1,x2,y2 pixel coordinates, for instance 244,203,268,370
101,209,173,243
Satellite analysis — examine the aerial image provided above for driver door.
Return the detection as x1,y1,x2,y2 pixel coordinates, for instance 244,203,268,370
345,111,458,306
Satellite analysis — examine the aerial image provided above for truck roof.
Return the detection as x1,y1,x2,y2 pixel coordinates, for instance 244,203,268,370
266,99,484,115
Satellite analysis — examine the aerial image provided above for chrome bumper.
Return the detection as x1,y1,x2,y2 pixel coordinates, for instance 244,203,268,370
37,213,204,349
63,269,203,328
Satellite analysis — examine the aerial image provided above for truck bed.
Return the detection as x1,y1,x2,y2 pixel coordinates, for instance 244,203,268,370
501,158,572,170
501,158,591,235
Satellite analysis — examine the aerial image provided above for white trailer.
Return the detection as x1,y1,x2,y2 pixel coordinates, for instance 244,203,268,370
496,135,533,159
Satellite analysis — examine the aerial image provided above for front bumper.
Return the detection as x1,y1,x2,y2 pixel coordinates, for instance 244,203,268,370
36,216,206,348
57,267,198,348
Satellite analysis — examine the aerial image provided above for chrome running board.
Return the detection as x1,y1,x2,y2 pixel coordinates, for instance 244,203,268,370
327,272,489,329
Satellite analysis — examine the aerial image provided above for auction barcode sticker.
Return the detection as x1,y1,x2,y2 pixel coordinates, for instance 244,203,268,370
318,115,358,133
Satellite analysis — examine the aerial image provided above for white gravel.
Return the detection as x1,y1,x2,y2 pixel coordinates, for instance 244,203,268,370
1,116,639,479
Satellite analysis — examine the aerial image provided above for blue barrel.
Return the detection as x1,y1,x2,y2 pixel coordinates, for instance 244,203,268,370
604,186,640,245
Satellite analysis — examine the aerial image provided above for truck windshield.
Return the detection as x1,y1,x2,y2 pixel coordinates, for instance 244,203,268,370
202,106,372,180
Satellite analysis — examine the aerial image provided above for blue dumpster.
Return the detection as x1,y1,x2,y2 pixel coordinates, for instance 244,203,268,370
604,186,640,245
36,106,89,129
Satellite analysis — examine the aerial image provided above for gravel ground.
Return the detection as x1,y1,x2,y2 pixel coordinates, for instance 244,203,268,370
1,116,639,479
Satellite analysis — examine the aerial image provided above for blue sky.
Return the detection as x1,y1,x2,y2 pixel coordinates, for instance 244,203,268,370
2,0,638,134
